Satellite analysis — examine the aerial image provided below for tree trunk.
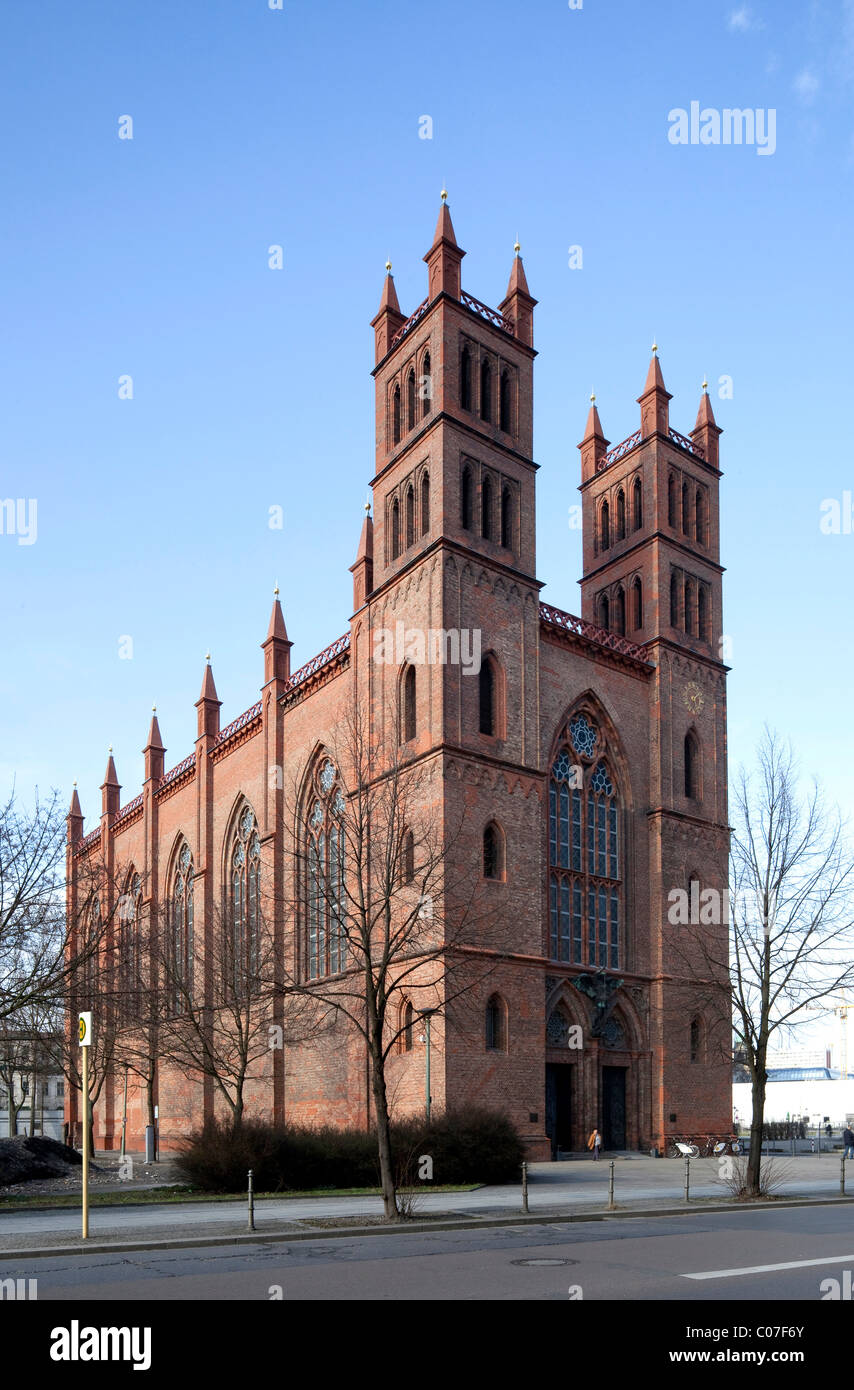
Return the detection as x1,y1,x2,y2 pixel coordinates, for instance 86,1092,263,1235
747,1069,766,1195
371,1044,398,1219
28,1071,37,1136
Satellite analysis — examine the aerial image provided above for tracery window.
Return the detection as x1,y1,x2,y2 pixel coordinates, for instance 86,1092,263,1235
421,472,430,536
407,369,416,433
499,370,512,433
169,842,194,1013
230,806,261,997
549,715,621,969
421,352,432,418
118,871,142,1022
632,476,643,530
306,760,346,980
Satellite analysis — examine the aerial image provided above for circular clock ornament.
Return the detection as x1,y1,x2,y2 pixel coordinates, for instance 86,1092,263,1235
683,681,705,715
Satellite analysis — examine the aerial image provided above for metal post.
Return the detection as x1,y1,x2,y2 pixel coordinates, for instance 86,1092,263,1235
247,1169,255,1232
521,1161,529,1213
425,1014,432,1122
842,1155,846,1197
684,1156,690,1203
817,1122,822,1157
81,1043,89,1240
120,1065,129,1159
608,1159,615,1210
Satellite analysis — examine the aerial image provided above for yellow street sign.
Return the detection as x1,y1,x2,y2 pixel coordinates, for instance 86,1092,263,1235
78,1011,92,1047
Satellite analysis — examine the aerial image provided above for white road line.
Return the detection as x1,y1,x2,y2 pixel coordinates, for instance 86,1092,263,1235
684,1253,854,1280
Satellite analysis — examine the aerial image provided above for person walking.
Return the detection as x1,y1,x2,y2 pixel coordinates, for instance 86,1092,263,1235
843,1125,854,1160
587,1128,602,1160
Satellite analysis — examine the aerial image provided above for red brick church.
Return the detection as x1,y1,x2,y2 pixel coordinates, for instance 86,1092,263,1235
66,199,731,1158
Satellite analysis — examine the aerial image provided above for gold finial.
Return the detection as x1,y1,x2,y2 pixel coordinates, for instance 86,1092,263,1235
152,704,156,713
364,498,372,515
274,584,280,597
385,259,392,273
205,651,211,663
702,377,709,392
73,780,77,788
652,339,658,356
590,391,596,404
440,187,448,202
108,745,113,754
514,238,521,255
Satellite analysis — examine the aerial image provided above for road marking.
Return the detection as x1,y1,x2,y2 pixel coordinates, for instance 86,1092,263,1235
684,1253,854,1281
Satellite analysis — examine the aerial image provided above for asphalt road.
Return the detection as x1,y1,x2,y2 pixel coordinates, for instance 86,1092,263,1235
3,1204,854,1301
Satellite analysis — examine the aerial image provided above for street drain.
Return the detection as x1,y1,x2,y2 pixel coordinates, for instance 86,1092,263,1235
511,1258,577,1267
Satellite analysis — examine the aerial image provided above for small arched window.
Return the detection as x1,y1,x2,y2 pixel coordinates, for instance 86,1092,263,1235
684,578,695,636
402,665,416,743
499,370,512,433
401,830,415,885
461,466,473,530
479,660,496,736
391,497,400,560
421,472,430,536
670,571,680,628
392,383,401,446
401,999,414,1052
684,732,700,800
690,1016,702,1064
405,485,415,549
421,352,432,418
616,490,626,541
682,481,690,535
698,585,708,642
482,475,493,540
632,577,643,631
501,487,513,549
600,500,610,550
695,488,706,545
407,369,416,433
480,358,491,422
598,593,610,631
485,993,507,1051
460,346,472,411
632,476,643,530
668,474,677,527
614,587,626,636
483,823,504,880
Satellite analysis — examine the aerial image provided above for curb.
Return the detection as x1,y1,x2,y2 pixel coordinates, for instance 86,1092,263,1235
2,1192,853,1261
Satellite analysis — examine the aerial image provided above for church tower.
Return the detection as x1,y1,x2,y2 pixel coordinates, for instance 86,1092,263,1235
578,353,730,1141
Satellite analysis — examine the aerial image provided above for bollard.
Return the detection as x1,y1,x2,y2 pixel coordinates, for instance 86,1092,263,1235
608,1160,615,1211
521,1160,529,1214
247,1168,256,1232
842,1155,847,1197
684,1156,690,1203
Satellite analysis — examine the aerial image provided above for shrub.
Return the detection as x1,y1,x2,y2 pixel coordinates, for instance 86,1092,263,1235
176,1105,524,1193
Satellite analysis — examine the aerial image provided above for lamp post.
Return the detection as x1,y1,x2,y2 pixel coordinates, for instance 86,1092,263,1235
417,1009,437,1121
120,1063,129,1159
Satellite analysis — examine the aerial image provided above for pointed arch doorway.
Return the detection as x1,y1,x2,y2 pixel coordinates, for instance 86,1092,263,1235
602,1066,627,1150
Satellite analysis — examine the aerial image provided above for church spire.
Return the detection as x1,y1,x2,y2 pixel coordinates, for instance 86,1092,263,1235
350,500,374,612
692,378,722,467
371,262,406,364
67,783,83,847
195,656,221,740
262,588,292,686
424,190,464,302
100,749,120,819
637,343,672,438
578,393,610,481
144,707,166,783
499,240,536,348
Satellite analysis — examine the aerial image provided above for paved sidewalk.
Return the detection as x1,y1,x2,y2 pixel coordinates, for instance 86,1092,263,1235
0,1154,850,1253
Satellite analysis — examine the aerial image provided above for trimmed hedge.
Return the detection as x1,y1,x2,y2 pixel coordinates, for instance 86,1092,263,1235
176,1105,524,1193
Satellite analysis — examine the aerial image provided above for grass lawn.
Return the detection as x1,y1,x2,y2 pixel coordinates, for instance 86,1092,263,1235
0,1183,480,1211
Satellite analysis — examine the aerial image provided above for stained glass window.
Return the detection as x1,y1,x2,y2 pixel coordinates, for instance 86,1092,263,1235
548,725,621,969
230,806,260,998
170,842,194,1013
307,759,346,980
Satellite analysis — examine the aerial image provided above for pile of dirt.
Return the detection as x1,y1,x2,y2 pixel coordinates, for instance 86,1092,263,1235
0,1135,99,1185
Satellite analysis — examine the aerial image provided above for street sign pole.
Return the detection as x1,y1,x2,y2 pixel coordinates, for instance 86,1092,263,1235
78,1012,92,1240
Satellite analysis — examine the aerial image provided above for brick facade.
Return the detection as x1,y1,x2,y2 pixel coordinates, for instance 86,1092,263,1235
66,201,731,1159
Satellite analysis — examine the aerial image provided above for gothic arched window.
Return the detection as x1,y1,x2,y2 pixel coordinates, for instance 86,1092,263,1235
632,476,643,530
682,480,690,535
461,465,473,530
482,475,493,540
407,368,416,433
306,760,346,980
499,370,512,433
670,570,680,628
399,998,414,1052
616,489,626,541
405,485,415,549
684,577,695,636
548,716,621,969
501,486,513,549
401,664,416,743
698,585,709,642
391,497,400,560
392,383,401,446
460,346,472,411
483,822,504,880
421,472,430,536
600,500,610,550
479,659,496,736
615,586,626,636
598,593,610,631
169,842,194,1013
668,474,677,527
480,358,491,422
118,871,142,1022
632,577,643,631
421,352,432,418
684,732,700,800
695,488,706,545
485,994,507,1051
690,1016,703,1064
230,805,261,997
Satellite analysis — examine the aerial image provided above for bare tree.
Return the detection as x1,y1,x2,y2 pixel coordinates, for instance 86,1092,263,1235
277,697,502,1220
672,728,854,1195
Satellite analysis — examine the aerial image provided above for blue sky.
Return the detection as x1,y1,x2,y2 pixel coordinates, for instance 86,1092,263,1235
1,0,852,912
